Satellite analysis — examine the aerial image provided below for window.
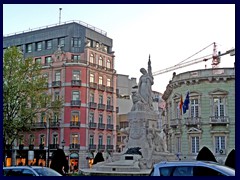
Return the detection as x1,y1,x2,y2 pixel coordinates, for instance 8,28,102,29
191,136,199,154
40,135,45,145
72,37,81,47
45,56,52,65
46,40,52,49
73,70,80,80
36,42,42,51
54,92,60,101
55,71,61,81
71,112,79,122
99,56,103,66
98,135,103,145
107,78,111,87
26,43,32,53
173,166,193,176
53,113,59,122
175,101,181,118
18,135,24,145
72,91,80,100
89,53,94,64
176,136,181,153
107,115,112,124
41,112,47,123
58,37,65,47
99,76,103,85
72,55,80,61
89,112,94,123
107,97,111,106
90,93,94,103
107,136,111,145
35,58,42,64
89,135,94,145
53,134,58,144
190,99,199,118
106,59,111,69
29,135,35,145
215,136,225,153
90,74,94,83
213,97,225,117
120,122,129,129
99,95,103,104
71,134,79,144
99,114,103,124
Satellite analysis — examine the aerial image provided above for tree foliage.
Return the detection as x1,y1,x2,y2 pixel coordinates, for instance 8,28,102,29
3,46,62,147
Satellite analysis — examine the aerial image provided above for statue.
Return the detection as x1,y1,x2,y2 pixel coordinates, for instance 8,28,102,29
137,55,154,111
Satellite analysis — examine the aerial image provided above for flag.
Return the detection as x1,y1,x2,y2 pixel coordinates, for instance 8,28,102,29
183,91,190,114
179,95,183,115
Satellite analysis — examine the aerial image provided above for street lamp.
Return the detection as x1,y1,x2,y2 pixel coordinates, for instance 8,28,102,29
47,118,51,167
62,140,65,150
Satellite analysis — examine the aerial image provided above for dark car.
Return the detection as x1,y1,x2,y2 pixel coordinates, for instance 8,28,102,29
150,161,235,176
3,166,62,176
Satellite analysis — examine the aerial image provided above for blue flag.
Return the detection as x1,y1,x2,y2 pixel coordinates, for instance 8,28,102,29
183,91,190,114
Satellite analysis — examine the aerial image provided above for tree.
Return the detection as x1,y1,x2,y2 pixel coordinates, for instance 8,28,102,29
3,47,62,153
225,149,235,169
196,146,217,162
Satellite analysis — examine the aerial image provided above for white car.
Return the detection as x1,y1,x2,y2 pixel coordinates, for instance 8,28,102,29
149,161,235,176
3,166,62,176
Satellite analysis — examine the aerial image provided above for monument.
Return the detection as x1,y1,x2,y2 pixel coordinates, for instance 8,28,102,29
80,56,175,175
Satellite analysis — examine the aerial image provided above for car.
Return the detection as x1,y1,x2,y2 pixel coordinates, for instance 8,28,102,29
149,160,235,176
3,166,62,176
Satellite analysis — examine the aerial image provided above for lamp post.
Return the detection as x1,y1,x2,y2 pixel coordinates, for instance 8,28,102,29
47,118,51,167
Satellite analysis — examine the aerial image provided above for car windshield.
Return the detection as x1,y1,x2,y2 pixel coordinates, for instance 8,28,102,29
213,165,235,176
32,167,62,176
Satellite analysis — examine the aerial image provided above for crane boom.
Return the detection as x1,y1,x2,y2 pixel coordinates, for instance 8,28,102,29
152,48,235,77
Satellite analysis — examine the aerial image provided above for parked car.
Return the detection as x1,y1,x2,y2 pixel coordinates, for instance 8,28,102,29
149,161,235,176
3,166,62,176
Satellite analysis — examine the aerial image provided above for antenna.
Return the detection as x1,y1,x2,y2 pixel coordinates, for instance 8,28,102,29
59,8,62,25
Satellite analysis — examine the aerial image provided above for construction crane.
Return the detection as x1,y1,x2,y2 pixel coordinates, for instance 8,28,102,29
152,42,235,76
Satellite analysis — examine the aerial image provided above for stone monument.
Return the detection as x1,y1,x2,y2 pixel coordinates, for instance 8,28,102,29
80,56,175,175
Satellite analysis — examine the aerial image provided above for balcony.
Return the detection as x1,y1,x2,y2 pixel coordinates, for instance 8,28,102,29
89,102,97,109
71,80,81,86
210,116,229,125
98,123,106,130
71,100,81,107
89,122,97,129
185,117,201,126
98,84,106,91
29,144,34,150
70,121,81,128
52,81,61,88
39,144,45,150
31,122,46,129
106,105,114,112
89,144,97,151
98,104,105,110
170,118,181,128
106,86,114,93
106,124,114,130
50,121,60,128
69,143,80,150
49,144,59,150
106,145,114,151
89,82,97,89
98,145,105,151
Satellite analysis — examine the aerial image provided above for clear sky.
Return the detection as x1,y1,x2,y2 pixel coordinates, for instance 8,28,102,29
3,4,235,93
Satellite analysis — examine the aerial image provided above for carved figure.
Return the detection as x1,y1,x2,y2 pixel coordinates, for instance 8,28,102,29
138,56,154,111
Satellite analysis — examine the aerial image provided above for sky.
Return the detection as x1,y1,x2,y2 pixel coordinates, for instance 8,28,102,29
3,4,235,93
